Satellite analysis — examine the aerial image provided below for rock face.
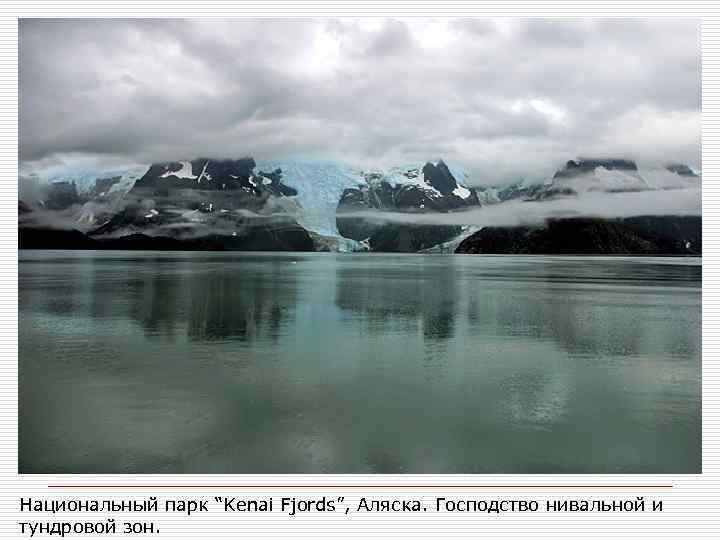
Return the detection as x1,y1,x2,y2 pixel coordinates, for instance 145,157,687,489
336,160,480,252
133,158,297,197
455,216,701,255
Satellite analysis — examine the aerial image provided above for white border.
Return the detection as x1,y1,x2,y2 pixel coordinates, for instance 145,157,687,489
1,3,717,538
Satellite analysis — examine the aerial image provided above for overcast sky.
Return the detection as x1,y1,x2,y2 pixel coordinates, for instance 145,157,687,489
19,18,701,184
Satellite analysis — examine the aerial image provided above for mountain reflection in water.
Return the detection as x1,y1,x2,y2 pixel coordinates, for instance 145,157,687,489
20,252,700,473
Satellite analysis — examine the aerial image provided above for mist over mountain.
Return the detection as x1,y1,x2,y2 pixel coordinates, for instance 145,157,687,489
19,154,701,254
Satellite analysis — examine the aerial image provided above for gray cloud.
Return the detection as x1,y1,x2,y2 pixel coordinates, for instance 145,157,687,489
19,18,700,184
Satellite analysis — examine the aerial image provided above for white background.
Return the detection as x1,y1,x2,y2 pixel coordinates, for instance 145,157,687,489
0,2,718,538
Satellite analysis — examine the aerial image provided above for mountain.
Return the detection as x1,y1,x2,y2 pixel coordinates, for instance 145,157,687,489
455,216,701,255
470,159,701,206
86,158,304,240
20,157,316,252
19,156,700,254
454,158,701,256
133,158,298,197
539,158,701,199
666,163,699,177
19,166,145,232
335,160,481,251
23,166,145,195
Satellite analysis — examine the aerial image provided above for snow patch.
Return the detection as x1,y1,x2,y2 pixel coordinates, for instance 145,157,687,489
196,161,210,183
377,166,443,197
453,185,471,199
161,161,195,180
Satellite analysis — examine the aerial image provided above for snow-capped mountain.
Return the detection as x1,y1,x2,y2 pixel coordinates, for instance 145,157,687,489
543,158,700,197
19,166,146,228
132,158,297,197
19,156,701,253
469,159,701,206
550,158,649,193
256,159,481,238
335,160,481,251
90,158,307,241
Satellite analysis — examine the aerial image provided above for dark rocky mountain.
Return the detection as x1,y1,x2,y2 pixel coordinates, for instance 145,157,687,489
552,158,638,180
19,221,314,252
133,158,297,197
88,157,308,242
666,163,699,177
21,157,316,252
367,223,467,253
336,160,481,252
456,216,701,255
20,156,700,254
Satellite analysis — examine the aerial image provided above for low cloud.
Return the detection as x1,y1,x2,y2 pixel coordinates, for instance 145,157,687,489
344,188,702,229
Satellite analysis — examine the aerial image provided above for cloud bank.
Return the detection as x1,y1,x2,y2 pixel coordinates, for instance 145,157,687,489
344,187,701,229
20,18,700,184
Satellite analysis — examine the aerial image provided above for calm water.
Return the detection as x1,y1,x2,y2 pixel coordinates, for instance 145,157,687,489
19,251,701,474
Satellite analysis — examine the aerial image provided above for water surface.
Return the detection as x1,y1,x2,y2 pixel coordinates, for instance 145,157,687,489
19,251,701,473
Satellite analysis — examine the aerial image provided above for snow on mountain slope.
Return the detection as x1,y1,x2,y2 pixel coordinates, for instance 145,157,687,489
374,166,442,198
257,159,480,237
22,157,699,245
463,161,701,206
32,166,147,196
160,160,195,180
552,165,649,193
19,158,486,241
548,159,700,195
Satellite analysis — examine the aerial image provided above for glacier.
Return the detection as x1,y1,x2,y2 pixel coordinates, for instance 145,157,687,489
255,159,365,237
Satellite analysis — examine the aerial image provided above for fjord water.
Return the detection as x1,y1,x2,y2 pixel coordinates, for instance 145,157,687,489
19,251,700,474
